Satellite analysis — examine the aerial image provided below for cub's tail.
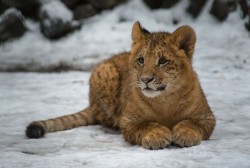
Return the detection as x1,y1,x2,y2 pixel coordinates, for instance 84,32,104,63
26,106,95,138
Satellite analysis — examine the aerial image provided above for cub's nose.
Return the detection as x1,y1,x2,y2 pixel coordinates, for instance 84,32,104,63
141,76,154,84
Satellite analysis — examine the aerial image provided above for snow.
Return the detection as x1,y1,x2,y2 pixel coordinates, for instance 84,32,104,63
40,0,73,23
0,8,25,22
1,0,250,167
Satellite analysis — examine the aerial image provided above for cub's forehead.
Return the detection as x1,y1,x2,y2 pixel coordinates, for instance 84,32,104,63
140,32,173,56
145,32,171,45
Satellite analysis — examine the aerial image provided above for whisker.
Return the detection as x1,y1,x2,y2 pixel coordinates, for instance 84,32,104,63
128,81,137,86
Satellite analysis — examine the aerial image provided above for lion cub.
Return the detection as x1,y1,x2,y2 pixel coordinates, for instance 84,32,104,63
26,21,215,149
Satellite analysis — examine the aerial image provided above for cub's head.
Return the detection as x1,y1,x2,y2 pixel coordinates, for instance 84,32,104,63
130,21,196,98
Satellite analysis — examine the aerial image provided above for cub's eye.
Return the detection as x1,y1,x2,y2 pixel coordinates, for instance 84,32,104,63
138,57,144,65
158,57,167,65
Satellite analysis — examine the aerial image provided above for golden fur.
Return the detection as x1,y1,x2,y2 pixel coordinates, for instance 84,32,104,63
26,22,215,149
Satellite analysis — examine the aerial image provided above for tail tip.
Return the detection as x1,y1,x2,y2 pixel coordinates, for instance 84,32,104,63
26,123,45,139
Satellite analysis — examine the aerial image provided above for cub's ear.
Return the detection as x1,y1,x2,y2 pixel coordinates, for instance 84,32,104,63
131,21,150,44
170,25,196,59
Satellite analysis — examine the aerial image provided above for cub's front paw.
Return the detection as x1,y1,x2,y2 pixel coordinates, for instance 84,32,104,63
172,125,202,147
142,126,172,150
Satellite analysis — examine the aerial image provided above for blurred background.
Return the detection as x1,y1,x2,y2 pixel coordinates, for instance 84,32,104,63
0,0,249,72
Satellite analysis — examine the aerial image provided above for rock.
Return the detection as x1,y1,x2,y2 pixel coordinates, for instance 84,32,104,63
227,0,238,12
143,0,180,9
239,0,250,31
0,1,6,14
161,0,180,9
74,4,98,20
0,8,27,43
86,0,127,10
143,0,163,9
186,0,208,18
210,0,229,21
239,0,249,18
0,0,41,19
39,1,81,40
61,0,79,9
245,9,250,31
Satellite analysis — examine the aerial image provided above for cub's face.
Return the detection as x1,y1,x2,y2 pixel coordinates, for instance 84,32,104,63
130,22,196,98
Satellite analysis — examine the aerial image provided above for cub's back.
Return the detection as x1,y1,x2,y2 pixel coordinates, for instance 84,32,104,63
88,52,131,127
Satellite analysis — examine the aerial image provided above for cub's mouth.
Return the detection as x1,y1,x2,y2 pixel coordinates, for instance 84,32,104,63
143,87,154,91
143,85,166,92
141,84,166,98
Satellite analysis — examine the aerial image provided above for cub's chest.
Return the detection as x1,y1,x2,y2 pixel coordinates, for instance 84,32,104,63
140,98,187,128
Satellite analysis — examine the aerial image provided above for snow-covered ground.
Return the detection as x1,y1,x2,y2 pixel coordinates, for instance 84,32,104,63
1,0,250,167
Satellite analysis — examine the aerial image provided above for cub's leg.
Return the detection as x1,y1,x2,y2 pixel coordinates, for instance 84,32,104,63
26,106,96,138
140,123,172,150
172,114,215,147
120,109,172,150
121,121,172,150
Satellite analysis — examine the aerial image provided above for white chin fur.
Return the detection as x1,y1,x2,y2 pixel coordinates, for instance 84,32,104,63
142,90,162,98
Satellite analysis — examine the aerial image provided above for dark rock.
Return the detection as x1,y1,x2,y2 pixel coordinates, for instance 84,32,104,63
0,0,41,19
227,0,238,12
61,0,79,9
0,8,27,43
245,12,250,32
239,0,249,18
86,0,127,10
0,1,6,14
143,0,180,9
74,4,98,20
186,0,208,18
39,1,81,40
210,0,229,21
143,0,163,9
239,0,250,32
161,0,180,9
